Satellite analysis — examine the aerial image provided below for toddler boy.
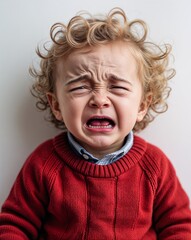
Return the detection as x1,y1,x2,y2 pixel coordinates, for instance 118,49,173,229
0,8,191,239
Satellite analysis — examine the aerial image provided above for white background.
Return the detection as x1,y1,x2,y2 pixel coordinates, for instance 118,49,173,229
0,0,191,207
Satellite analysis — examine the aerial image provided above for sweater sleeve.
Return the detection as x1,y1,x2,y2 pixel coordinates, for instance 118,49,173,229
0,143,53,239
152,149,191,239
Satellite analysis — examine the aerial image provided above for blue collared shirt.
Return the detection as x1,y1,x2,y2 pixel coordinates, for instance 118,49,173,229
67,131,134,165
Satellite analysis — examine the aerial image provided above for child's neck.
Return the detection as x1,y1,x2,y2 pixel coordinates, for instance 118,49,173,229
67,131,134,162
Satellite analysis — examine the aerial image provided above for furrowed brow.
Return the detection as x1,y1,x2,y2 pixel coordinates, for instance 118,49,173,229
64,74,91,86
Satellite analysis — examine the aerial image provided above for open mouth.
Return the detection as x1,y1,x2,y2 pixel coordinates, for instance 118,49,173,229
86,116,115,129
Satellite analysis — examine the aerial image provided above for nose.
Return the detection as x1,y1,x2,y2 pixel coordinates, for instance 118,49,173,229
88,92,110,109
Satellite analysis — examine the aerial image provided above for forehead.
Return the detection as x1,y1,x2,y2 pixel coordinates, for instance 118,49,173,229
56,41,138,79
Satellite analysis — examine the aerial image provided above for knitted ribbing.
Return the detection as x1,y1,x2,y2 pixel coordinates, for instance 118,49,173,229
53,132,147,178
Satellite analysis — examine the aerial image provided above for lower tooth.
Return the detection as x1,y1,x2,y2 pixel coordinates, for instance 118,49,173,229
89,125,112,128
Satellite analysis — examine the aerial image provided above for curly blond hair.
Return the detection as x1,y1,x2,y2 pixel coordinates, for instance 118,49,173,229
30,7,175,132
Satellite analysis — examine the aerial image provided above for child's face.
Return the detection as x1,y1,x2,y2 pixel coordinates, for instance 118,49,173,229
47,41,148,158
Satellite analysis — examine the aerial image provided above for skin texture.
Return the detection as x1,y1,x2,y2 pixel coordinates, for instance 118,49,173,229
47,41,149,158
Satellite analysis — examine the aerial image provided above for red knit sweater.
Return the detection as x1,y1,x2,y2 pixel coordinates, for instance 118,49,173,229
0,133,191,239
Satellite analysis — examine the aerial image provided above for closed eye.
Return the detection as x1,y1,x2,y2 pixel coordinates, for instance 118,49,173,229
109,85,130,92
69,86,86,91
110,85,129,90
68,85,91,94
108,84,131,96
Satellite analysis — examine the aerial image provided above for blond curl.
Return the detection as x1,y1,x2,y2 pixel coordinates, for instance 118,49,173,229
30,7,175,132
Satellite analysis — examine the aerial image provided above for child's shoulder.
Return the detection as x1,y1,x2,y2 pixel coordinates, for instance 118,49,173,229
29,132,67,159
133,135,178,195
21,132,67,176
134,134,176,179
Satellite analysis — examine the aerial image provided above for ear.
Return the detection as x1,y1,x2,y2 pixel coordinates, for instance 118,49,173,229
136,94,152,122
46,92,63,121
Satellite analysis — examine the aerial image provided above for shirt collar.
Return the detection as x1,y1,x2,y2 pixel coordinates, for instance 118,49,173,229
67,131,134,165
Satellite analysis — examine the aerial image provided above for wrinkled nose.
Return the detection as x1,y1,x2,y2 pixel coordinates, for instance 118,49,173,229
88,92,110,109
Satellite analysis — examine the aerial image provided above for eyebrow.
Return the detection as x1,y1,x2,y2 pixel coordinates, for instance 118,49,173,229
64,73,133,86
107,73,133,86
64,74,91,86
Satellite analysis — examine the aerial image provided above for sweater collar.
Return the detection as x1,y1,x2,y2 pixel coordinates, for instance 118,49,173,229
53,132,147,178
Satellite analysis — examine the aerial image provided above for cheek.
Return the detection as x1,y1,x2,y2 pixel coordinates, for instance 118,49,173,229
60,99,83,124
117,96,140,113
115,98,141,123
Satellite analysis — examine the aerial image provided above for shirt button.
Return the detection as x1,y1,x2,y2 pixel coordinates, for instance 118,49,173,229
82,154,89,160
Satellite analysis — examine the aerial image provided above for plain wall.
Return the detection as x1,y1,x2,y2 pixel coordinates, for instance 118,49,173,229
0,0,191,207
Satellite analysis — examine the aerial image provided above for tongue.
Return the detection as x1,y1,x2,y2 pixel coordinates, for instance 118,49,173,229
89,119,111,126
